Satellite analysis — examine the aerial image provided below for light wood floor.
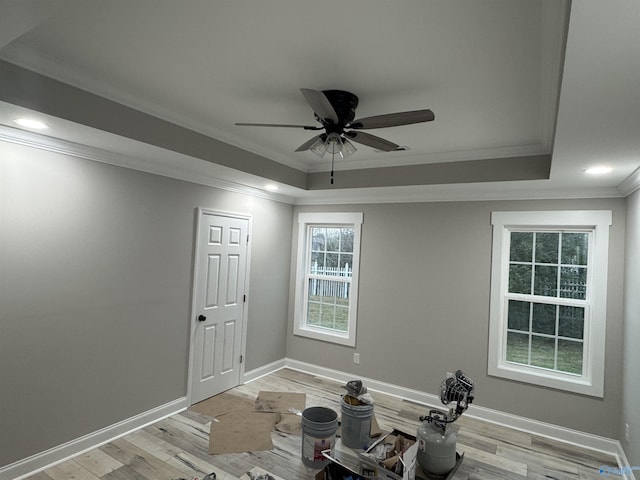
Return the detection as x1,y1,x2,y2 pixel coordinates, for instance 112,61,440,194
24,368,617,480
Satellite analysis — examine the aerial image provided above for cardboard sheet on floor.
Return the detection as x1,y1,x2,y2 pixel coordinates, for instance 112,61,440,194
192,390,307,454
255,391,306,413
190,391,255,418
275,412,302,435
208,411,279,454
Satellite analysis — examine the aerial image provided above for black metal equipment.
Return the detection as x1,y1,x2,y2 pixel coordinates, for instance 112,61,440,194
416,370,475,477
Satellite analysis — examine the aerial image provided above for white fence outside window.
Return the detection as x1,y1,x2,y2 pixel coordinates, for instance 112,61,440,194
308,261,351,299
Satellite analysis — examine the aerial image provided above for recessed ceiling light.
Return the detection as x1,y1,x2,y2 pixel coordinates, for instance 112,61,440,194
14,118,50,130
585,166,612,175
264,184,279,192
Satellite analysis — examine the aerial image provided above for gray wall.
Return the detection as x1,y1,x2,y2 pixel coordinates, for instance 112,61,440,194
623,190,640,466
1,135,631,469
287,199,625,439
0,141,292,467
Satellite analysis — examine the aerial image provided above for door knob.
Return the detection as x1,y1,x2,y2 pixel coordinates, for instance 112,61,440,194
198,315,206,322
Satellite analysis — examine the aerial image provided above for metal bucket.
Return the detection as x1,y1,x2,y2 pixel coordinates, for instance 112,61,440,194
340,395,374,449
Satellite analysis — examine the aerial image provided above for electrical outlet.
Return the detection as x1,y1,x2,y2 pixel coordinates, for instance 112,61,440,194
625,423,630,443
353,353,360,364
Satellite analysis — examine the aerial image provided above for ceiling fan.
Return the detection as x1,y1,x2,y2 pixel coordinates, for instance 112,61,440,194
236,88,435,155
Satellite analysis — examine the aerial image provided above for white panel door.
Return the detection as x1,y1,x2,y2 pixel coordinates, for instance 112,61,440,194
191,211,249,404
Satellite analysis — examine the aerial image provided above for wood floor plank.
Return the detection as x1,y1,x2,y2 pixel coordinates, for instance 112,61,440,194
21,472,54,480
578,464,613,480
458,443,528,476
125,429,183,462
530,436,614,469
456,431,498,455
166,451,241,480
99,438,186,480
163,413,211,440
73,448,123,477
461,458,528,480
100,465,148,480
458,416,533,449
143,420,211,465
496,444,580,477
526,462,580,480
45,460,101,480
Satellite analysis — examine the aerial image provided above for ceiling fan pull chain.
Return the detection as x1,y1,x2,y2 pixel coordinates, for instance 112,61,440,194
330,151,335,184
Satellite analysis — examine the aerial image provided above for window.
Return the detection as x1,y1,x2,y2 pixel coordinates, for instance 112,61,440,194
488,211,611,397
293,212,363,346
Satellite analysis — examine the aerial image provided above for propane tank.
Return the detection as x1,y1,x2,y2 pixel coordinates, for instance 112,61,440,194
416,417,457,476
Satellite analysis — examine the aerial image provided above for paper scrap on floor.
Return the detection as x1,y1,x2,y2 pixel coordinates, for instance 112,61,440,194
255,391,306,414
208,410,280,454
190,391,255,418
256,391,306,436
274,412,303,435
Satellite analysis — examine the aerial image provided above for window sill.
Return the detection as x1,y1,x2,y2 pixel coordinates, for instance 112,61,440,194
293,325,355,347
488,362,603,397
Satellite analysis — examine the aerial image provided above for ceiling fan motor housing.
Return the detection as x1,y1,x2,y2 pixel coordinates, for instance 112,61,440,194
322,90,359,131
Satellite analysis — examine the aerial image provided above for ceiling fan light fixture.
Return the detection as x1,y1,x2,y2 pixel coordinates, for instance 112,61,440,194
310,136,328,158
340,138,357,159
325,132,343,155
312,132,357,160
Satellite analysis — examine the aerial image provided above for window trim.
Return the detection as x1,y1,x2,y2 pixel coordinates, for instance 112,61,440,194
488,211,611,397
293,212,363,346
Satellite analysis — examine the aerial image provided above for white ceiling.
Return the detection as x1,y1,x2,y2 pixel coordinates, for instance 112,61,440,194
0,0,639,204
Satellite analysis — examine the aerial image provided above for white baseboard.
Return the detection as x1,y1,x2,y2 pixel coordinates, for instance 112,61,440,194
614,447,638,480
283,358,631,474
242,358,287,384
1,397,189,480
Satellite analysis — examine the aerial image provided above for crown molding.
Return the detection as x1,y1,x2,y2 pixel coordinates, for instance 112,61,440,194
294,184,625,206
618,166,640,197
0,125,296,204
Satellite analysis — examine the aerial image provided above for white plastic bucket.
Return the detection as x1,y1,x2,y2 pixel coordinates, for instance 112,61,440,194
301,406,338,468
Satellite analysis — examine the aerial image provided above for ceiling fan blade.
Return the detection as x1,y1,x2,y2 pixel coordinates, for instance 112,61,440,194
295,135,323,152
349,109,435,129
300,88,339,124
235,122,321,130
344,131,400,152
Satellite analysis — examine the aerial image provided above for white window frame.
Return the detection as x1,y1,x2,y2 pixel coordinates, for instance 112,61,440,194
488,211,611,397
293,212,363,347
